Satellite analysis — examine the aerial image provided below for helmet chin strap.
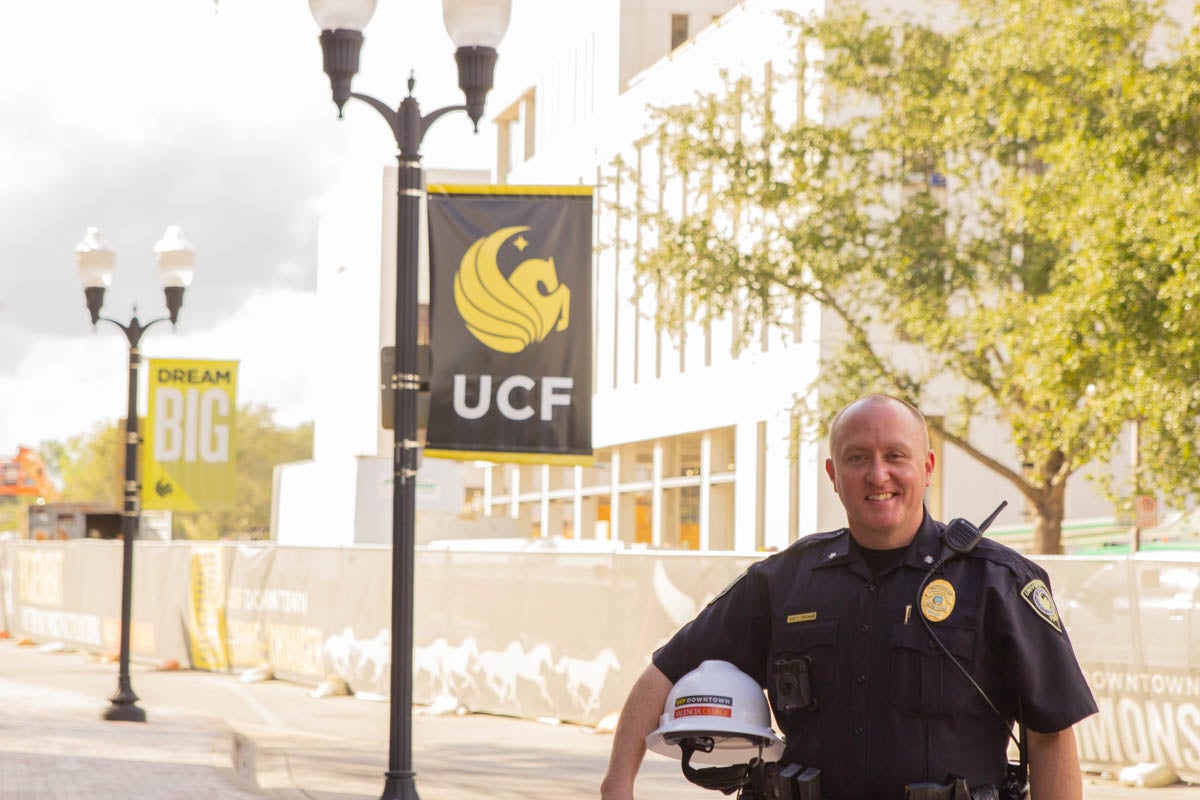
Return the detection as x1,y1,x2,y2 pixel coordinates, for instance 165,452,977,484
679,737,764,796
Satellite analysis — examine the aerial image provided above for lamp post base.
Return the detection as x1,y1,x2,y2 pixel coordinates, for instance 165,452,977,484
103,702,147,723
380,770,419,800
103,685,146,723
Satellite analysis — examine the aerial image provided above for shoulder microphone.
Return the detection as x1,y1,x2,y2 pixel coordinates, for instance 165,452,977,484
941,500,1008,556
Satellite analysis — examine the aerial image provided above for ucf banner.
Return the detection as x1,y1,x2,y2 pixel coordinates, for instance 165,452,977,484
142,358,238,511
426,185,593,465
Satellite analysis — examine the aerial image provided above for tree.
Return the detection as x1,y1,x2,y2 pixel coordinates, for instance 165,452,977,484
50,404,312,540
616,0,1200,552
58,420,123,506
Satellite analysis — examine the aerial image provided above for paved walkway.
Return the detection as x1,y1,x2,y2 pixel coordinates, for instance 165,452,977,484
0,640,1197,799
0,675,260,799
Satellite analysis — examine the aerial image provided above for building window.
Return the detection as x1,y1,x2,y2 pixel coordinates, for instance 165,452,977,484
671,14,689,51
495,89,536,182
484,427,743,550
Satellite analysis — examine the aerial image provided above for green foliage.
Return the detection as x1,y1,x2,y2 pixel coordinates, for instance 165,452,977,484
58,420,123,506
0,497,28,534
612,0,1200,552
49,404,312,541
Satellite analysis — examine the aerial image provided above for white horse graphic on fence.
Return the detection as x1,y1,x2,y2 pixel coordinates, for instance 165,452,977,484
556,648,620,718
413,636,479,696
477,641,554,705
323,627,390,690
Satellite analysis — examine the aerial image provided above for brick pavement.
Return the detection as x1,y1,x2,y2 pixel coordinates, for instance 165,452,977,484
0,676,261,800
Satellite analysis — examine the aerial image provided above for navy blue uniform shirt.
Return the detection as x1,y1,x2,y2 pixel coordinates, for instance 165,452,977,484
653,511,1097,800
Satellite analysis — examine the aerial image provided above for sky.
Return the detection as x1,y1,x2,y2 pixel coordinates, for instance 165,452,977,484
0,0,550,454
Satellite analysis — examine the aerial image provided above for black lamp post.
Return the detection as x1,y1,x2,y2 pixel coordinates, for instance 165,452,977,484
308,1,510,797
76,225,195,723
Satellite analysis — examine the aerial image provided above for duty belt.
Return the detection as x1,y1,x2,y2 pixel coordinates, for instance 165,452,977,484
904,778,1001,800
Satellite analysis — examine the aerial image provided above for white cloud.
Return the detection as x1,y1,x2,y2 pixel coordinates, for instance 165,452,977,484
0,288,320,451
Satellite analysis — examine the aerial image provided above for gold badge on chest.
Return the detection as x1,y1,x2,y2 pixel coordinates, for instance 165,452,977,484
920,578,956,622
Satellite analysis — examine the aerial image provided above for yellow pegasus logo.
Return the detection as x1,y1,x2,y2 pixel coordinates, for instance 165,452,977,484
453,226,571,353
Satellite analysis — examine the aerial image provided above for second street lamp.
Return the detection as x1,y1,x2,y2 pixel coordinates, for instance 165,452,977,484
308,1,510,798
76,225,195,723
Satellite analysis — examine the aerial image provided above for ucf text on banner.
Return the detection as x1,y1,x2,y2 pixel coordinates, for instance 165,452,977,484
426,185,593,465
142,358,237,511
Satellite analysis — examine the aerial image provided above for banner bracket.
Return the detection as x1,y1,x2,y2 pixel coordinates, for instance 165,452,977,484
390,372,422,391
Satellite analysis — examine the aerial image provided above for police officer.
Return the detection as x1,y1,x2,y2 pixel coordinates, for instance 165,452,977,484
601,394,1097,800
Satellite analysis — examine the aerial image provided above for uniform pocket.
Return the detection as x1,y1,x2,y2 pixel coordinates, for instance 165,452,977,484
889,622,977,717
770,619,840,718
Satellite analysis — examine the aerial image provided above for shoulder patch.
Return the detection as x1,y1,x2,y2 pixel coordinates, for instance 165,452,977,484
1020,579,1063,633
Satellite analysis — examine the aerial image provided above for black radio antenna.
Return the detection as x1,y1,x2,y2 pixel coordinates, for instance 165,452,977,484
977,500,1008,534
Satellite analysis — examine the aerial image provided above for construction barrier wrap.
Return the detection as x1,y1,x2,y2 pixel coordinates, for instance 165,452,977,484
0,537,1195,778
0,537,11,637
1038,554,1200,778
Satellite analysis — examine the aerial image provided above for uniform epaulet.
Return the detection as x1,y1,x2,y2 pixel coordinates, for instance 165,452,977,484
746,529,845,572
787,528,847,552
757,528,847,565
966,536,1041,581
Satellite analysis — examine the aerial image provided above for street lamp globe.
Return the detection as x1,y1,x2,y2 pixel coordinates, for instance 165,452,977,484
76,227,116,287
76,227,116,325
154,225,195,288
442,0,511,48
308,0,377,31
154,225,195,325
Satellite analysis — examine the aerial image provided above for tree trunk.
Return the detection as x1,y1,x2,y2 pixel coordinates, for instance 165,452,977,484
1030,481,1067,554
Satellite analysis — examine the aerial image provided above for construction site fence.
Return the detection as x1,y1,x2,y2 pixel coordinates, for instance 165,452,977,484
0,537,1197,779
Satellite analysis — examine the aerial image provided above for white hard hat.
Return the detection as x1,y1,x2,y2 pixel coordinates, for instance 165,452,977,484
645,660,784,765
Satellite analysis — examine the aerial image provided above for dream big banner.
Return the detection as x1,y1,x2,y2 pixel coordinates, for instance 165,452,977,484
425,185,593,465
142,358,238,511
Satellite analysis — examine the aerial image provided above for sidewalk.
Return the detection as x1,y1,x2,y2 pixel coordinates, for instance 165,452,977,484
0,640,1195,799
0,675,260,799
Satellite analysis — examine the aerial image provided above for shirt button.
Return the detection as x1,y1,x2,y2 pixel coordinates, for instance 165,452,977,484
856,674,867,684
853,727,864,736
858,624,870,633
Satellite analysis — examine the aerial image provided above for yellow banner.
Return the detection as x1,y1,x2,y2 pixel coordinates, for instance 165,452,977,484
187,545,229,671
142,358,238,511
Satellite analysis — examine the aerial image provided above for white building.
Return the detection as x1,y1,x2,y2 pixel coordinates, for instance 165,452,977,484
276,0,1148,551
477,0,1144,551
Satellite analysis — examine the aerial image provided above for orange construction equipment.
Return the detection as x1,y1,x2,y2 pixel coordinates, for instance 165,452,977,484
0,446,60,501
